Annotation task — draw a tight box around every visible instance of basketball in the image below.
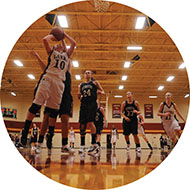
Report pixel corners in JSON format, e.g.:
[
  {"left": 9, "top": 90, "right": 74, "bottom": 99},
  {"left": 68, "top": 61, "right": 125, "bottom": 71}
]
[{"left": 50, "top": 27, "right": 64, "bottom": 41}]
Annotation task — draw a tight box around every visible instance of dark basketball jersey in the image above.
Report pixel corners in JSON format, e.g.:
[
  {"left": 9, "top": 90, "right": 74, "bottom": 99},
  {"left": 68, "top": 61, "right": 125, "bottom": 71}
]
[
  {"left": 62, "top": 71, "right": 73, "bottom": 102},
  {"left": 32, "top": 127, "right": 38, "bottom": 137},
  {"left": 80, "top": 81, "right": 97, "bottom": 104},
  {"left": 94, "top": 107, "right": 104, "bottom": 126},
  {"left": 123, "top": 100, "right": 138, "bottom": 120}
]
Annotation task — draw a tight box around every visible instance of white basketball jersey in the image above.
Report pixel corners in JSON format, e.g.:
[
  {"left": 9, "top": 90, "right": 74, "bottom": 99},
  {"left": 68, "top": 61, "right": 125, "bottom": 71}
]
[
  {"left": 70, "top": 130, "right": 75, "bottom": 138},
  {"left": 46, "top": 50, "right": 69, "bottom": 81},
  {"left": 111, "top": 129, "right": 117, "bottom": 136},
  {"left": 161, "top": 102, "right": 176, "bottom": 122}
]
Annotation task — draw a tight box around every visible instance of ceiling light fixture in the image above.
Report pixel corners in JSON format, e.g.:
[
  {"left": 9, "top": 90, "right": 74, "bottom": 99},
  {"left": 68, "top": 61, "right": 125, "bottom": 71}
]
[
  {"left": 57, "top": 15, "right": 68, "bottom": 28},
  {"left": 127, "top": 46, "right": 142, "bottom": 50},
  {"left": 14, "top": 60, "right": 23, "bottom": 67},
  {"left": 135, "top": 17, "right": 146, "bottom": 29},
  {"left": 27, "top": 74, "right": 35, "bottom": 80},
  {"left": 166, "top": 76, "right": 175, "bottom": 81},
  {"left": 158, "top": 86, "right": 164, "bottom": 90}
]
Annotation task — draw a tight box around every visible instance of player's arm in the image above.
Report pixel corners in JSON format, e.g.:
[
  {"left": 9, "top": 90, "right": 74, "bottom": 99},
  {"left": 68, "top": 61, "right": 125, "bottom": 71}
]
[
  {"left": 94, "top": 81, "right": 105, "bottom": 95},
  {"left": 43, "top": 34, "right": 56, "bottom": 55},
  {"left": 174, "top": 103, "right": 186, "bottom": 123},
  {"left": 139, "top": 114, "right": 144, "bottom": 125},
  {"left": 133, "top": 101, "right": 141, "bottom": 115},
  {"left": 31, "top": 128, "right": 34, "bottom": 138},
  {"left": 120, "top": 101, "right": 130, "bottom": 122},
  {"left": 63, "top": 31, "right": 76, "bottom": 58},
  {"left": 78, "top": 83, "right": 82, "bottom": 100},
  {"left": 30, "top": 50, "right": 46, "bottom": 71},
  {"left": 157, "top": 103, "right": 170, "bottom": 117},
  {"left": 100, "top": 107, "right": 106, "bottom": 128}
]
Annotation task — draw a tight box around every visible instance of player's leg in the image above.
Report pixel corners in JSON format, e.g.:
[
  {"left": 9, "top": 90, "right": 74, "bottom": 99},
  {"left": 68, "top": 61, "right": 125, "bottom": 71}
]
[
  {"left": 79, "top": 123, "right": 86, "bottom": 153},
  {"left": 61, "top": 114, "right": 75, "bottom": 153},
  {"left": 87, "top": 122, "right": 99, "bottom": 154},
  {"left": 20, "top": 103, "right": 41, "bottom": 146},
  {"left": 139, "top": 126, "right": 153, "bottom": 150},
  {"left": 123, "top": 120, "right": 131, "bottom": 150}
]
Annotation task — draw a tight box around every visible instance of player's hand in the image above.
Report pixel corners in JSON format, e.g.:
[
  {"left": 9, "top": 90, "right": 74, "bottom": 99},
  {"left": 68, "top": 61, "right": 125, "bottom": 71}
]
[
  {"left": 125, "top": 117, "right": 131, "bottom": 122},
  {"left": 165, "top": 112, "right": 171, "bottom": 116}
]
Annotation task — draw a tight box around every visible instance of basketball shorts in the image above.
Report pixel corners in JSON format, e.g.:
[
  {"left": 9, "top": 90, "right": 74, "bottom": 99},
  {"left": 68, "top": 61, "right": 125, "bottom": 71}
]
[
  {"left": 162, "top": 119, "right": 181, "bottom": 139},
  {"left": 70, "top": 137, "right": 75, "bottom": 143},
  {"left": 31, "top": 136, "right": 37, "bottom": 143},
  {"left": 94, "top": 123, "right": 103, "bottom": 134},
  {"left": 33, "top": 74, "right": 65, "bottom": 110},
  {"left": 123, "top": 118, "right": 138, "bottom": 135},
  {"left": 59, "top": 96, "right": 73, "bottom": 117},
  {"left": 79, "top": 101, "right": 97, "bottom": 124},
  {"left": 111, "top": 135, "right": 117, "bottom": 144}
]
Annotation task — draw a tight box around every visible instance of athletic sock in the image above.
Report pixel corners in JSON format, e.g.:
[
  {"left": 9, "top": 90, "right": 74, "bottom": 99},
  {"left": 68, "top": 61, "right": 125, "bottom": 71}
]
[
  {"left": 91, "top": 134, "right": 96, "bottom": 144},
  {"left": 136, "top": 143, "right": 140, "bottom": 148},
  {"left": 97, "top": 142, "right": 101, "bottom": 147},
  {"left": 81, "top": 136, "right": 85, "bottom": 146},
  {"left": 127, "top": 140, "right": 130, "bottom": 145},
  {"left": 38, "top": 135, "right": 44, "bottom": 143},
  {"left": 62, "top": 138, "right": 68, "bottom": 146},
  {"left": 48, "top": 126, "right": 55, "bottom": 135},
  {"left": 22, "top": 120, "right": 32, "bottom": 138},
  {"left": 147, "top": 143, "right": 153, "bottom": 150}
]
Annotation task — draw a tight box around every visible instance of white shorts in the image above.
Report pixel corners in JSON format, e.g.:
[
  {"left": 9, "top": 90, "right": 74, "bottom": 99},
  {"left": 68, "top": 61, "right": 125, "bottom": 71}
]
[
  {"left": 162, "top": 119, "right": 181, "bottom": 139},
  {"left": 70, "top": 137, "right": 75, "bottom": 143},
  {"left": 138, "top": 125, "right": 146, "bottom": 137},
  {"left": 33, "top": 74, "right": 65, "bottom": 110},
  {"left": 111, "top": 136, "right": 117, "bottom": 144}
]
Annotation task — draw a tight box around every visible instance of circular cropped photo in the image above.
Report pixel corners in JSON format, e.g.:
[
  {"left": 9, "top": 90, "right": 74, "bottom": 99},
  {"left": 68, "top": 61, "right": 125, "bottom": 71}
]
[{"left": 0, "top": 0, "right": 189, "bottom": 189}]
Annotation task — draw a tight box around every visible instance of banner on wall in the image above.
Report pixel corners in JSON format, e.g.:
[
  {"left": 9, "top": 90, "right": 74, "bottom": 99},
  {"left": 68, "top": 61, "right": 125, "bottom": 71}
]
[
  {"left": 1, "top": 107, "right": 17, "bottom": 118},
  {"left": 112, "top": 104, "right": 121, "bottom": 118},
  {"left": 144, "top": 104, "right": 153, "bottom": 118}
]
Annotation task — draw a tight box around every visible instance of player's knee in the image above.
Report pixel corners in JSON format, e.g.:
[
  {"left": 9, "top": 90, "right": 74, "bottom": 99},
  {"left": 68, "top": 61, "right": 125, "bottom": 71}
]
[
  {"left": 29, "top": 103, "right": 41, "bottom": 114},
  {"left": 45, "top": 107, "right": 59, "bottom": 118}
]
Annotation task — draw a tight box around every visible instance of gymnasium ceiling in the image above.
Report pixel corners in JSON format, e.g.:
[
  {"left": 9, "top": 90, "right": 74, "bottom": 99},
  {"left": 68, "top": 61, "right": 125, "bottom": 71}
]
[{"left": 1, "top": 0, "right": 189, "bottom": 100}]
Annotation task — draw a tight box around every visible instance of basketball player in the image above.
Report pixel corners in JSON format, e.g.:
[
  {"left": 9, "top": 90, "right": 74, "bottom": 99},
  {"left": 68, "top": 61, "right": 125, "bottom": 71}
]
[
  {"left": 137, "top": 114, "right": 153, "bottom": 150},
  {"left": 121, "top": 91, "right": 141, "bottom": 152},
  {"left": 127, "top": 114, "right": 153, "bottom": 150},
  {"left": 30, "top": 123, "right": 39, "bottom": 150},
  {"left": 69, "top": 127, "right": 75, "bottom": 148},
  {"left": 94, "top": 100, "right": 106, "bottom": 148},
  {"left": 157, "top": 92, "right": 186, "bottom": 146},
  {"left": 78, "top": 70, "right": 105, "bottom": 155},
  {"left": 110, "top": 126, "right": 118, "bottom": 149},
  {"left": 20, "top": 30, "right": 76, "bottom": 148},
  {"left": 30, "top": 42, "right": 75, "bottom": 154}
]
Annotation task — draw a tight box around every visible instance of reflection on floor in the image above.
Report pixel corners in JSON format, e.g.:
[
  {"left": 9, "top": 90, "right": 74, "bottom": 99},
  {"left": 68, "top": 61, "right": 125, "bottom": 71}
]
[{"left": 18, "top": 148, "right": 170, "bottom": 189}]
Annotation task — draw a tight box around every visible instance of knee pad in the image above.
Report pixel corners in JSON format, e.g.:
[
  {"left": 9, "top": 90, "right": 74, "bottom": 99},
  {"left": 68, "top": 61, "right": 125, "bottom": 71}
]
[
  {"left": 29, "top": 103, "right": 41, "bottom": 114},
  {"left": 45, "top": 107, "right": 59, "bottom": 118},
  {"left": 80, "top": 124, "right": 86, "bottom": 135}
]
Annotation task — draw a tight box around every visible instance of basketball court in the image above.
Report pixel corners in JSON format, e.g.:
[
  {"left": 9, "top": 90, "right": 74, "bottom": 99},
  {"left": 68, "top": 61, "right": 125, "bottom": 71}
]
[
  {"left": 0, "top": 0, "right": 189, "bottom": 190},
  {"left": 18, "top": 147, "right": 168, "bottom": 189}
]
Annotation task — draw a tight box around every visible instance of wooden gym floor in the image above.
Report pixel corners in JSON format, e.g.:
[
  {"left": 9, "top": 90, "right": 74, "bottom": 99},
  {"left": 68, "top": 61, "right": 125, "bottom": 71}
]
[{"left": 17, "top": 147, "right": 170, "bottom": 189}]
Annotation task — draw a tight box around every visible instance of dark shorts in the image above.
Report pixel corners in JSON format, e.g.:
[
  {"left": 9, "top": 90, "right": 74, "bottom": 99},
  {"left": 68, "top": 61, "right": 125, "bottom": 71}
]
[
  {"left": 31, "top": 136, "right": 37, "bottom": 143},
  {"left": 59, "top": 99, "right": 73, "bottom": 117},
  {"left": 122, "top": 118, "right": 138, "bottom": 136},
  {"left": 79, "top": 101, "right": 97, "bottom": 124},
  {"left": 95, "top": 123, "right": 103, "bottom": 134}
]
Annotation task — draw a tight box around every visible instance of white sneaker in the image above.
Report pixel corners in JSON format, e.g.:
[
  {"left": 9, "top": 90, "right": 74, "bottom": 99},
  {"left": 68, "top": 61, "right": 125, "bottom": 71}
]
[
  {"left": 35, "top": 143, "right": 42, "bottom": 154},
  {"left": 78, "top": 146, "right": 86, "bottom": 154},
  {"left": 136, "top": 147, "right": 141, "bottom": 152},
  {"left": 61, "top": 145, "right": 75, "bottom": 154},
  {"left": 88, "top": 144, "right": 99, "bottom": 155}
]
